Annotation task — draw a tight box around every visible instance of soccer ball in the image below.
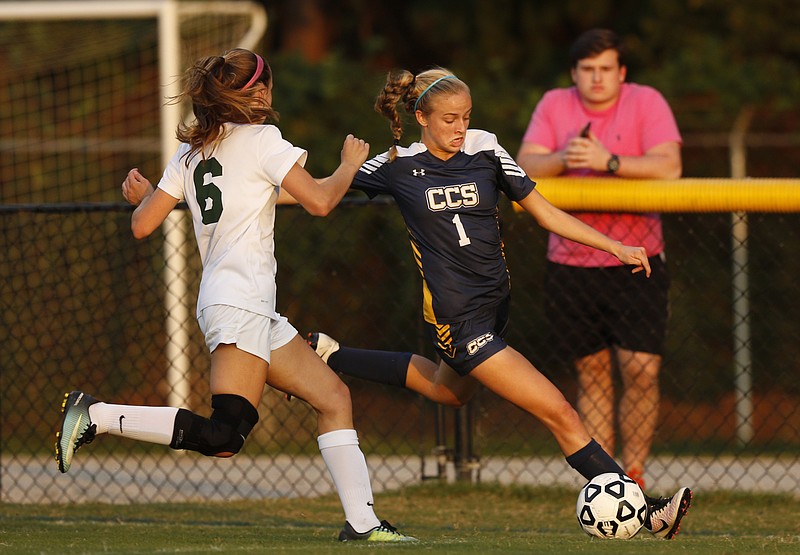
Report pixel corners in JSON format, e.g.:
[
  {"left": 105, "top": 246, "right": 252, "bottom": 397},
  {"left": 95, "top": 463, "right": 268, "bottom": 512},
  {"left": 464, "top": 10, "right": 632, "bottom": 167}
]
[{"left": 576, "top": 473, "right": 647, "bottom": 539}]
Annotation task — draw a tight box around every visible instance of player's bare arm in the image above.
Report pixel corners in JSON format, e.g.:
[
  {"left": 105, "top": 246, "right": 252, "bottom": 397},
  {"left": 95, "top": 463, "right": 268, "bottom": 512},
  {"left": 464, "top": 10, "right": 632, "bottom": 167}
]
[
  {"left": 130, "top": 188, "right": 180, "bottom": 239},
  {"left": 276, "top": 188, "right": 299, "bottom": 204},
  {"left": 517, "top": 188, "right": 651, "bottom": 277},
  {"left": 121, "top": 167, "right": 180, "bottom": 239},
  {"left": 121, "top": 168, "right": 154, "bottom": 206},
  {"left": 281, "top": 134, "right": 368, "bottom": 216}
]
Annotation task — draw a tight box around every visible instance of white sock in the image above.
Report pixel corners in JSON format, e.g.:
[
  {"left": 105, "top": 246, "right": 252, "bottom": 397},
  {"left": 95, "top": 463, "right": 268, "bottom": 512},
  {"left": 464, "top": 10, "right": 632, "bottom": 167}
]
[
  {"left": 88, "top": 402, "right": 179, "bottom": 446},
  {"left": 318, "top": 429, "right": 380, "bottom": 533}
]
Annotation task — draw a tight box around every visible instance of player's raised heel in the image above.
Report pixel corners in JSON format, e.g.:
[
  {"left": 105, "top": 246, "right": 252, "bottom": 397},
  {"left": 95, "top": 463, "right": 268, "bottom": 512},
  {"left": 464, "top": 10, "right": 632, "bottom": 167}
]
[
  {"left": 54, "top": 390, "right": 99, "bottom": 473},
  {"left": 338, "top": 519, "right": 417, "bottom": 542},
  {"left": 307, "top": 332, "right": 340, "bottom": 363},
  {"left": 644, "top": 487, "right": 692, "bottom": 539}
]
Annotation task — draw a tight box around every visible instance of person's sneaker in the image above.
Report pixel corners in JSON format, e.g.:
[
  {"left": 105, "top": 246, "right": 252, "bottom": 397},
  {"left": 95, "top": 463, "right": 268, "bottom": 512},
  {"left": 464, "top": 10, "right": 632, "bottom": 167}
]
[
  {"left": 644, "top": 487, "right": 692, "bottom": 539},
  {"left": 307, "top": 332, "right": 340, "bottom": 363},
  {"left": 55, "top": 391, "right": 99, "bottom": 473},
  {"left": 338, "top": 520, "right": 418, "bottom": 542}
]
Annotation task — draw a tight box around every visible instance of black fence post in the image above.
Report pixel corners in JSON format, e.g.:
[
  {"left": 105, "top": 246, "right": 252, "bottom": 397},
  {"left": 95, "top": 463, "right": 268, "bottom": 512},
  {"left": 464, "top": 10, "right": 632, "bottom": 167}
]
[{"left": 454, "top": 402, "right": 479, "bottom": 483}]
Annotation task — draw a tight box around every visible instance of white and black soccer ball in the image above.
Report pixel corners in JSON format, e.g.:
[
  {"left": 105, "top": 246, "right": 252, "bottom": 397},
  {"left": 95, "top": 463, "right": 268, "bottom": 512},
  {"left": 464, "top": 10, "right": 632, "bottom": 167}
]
[{"left": 576, "top": 472, "right": 647, "bottom": 539}]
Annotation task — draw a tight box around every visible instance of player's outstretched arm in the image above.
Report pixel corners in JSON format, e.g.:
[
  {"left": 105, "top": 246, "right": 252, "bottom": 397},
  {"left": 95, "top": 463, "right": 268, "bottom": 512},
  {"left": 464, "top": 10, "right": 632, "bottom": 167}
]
[
  {"left": 281, "top": 134, "right": 369, "bottom": 216},
  {"left": 517, "top": 188, "right": 651, "bottom": 276}
]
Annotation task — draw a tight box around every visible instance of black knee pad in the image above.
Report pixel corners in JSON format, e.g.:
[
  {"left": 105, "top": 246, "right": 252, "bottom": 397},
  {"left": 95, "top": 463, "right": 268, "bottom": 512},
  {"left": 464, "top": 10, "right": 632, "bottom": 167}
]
[
  {"left": 170, "top": 394, "right": 259, "bottom": 457},
  {"left": 210, "top": 393, "right": 260, "bottom": 443}
]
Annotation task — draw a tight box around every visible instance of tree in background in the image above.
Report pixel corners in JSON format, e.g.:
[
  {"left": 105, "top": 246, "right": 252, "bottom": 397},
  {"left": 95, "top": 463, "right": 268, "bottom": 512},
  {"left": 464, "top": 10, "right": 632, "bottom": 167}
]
[{"left": 260, "top": 0, "right": 799, "bottom": 177}]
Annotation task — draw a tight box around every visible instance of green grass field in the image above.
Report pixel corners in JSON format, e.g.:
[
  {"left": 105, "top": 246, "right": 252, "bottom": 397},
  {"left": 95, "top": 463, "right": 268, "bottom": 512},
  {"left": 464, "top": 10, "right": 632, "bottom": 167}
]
[{"left": 1, "top": 483, "right": 797, "bottom": 554}]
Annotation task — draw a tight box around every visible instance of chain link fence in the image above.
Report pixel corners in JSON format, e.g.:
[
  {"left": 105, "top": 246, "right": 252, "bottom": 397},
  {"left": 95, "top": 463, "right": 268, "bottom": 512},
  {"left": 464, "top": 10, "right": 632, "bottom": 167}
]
[{"left": 2, "top": 199, "right": 798, "bottom": 503}]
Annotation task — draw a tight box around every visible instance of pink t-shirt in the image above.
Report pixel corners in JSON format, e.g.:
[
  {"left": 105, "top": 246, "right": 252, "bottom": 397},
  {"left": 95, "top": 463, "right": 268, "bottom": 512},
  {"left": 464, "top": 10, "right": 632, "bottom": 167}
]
[{"left": 522, "top": 83, "right": 681, "bottom": 267}]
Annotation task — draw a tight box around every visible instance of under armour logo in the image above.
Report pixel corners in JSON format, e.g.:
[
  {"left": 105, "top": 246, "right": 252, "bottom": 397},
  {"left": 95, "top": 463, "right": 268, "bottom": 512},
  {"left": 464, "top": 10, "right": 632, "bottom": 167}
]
[{"left": 412, "top": 169, "right": 426, "bottom": 177}]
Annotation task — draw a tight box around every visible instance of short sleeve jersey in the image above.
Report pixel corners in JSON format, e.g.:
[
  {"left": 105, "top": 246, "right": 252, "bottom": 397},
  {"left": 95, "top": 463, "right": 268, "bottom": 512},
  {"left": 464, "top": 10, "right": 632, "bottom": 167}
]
[
  {"left": 522, "top": 83, "right": 682, "bottom": 267},
  {"left": 157, "top": 123, "right": 307, "bottom": 318},
  {"left": 352, "top": 129, "right": 535, "bottom": 324}
]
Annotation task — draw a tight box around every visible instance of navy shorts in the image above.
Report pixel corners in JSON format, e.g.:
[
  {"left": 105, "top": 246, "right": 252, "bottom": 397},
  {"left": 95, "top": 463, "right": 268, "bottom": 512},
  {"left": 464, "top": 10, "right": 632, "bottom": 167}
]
[
  {"left": 426, "top": 297, "right": 510, "bottom": 376},
  {"left": 545, "top": 254, "right": 670, "bottom": 360}
]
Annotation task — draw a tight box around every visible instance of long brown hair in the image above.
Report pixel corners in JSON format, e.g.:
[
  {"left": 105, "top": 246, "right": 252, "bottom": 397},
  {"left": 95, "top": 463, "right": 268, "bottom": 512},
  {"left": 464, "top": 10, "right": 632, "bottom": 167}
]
[
  {"left": 174, "top": 48, "right": 278, "bottom": 165},
  {"left": 374, "top": 67, "right": 468, "bottom": 161}
]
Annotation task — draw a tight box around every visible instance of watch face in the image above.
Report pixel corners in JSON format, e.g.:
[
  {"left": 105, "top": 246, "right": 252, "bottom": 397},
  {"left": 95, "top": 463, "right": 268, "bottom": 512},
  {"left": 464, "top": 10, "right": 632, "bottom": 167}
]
[{"left": 608, "top": 155, "right": 620, "bottom": 173}]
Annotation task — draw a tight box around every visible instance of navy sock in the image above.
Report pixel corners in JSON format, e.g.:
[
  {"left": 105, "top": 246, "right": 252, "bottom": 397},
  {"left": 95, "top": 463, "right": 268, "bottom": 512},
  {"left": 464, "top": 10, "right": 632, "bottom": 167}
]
[
  {"left": 566, "top": 439, "right": 625, "bottom": 481},
  {"left": 328, "top": 347, "right": 412, "bottom": 388}
]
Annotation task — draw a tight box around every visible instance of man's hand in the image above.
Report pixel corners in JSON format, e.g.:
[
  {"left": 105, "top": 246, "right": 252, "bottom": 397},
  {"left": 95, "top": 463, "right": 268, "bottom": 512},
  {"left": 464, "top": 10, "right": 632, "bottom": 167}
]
[{"left": 563, "top": 130, "right": 611, "bottom": 172}]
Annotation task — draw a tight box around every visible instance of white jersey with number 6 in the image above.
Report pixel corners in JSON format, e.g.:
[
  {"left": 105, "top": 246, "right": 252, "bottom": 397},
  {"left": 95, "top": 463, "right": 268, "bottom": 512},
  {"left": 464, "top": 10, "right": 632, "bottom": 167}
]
[{"left": 157, "top": 122, "right": 307, "bottom": 319}]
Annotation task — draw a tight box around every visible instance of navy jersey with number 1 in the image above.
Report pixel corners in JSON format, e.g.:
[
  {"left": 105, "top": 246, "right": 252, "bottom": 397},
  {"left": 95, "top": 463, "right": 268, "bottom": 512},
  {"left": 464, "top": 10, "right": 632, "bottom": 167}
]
[{"left": 351, "top": 129, "right": 536, "bottom": 325}]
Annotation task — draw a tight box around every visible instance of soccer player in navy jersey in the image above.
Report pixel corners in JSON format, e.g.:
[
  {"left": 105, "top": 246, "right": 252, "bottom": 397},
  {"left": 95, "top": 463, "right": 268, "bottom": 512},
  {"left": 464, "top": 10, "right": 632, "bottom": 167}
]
[{"left": 310, "top": 67, "right": 691, "bottom": 540}]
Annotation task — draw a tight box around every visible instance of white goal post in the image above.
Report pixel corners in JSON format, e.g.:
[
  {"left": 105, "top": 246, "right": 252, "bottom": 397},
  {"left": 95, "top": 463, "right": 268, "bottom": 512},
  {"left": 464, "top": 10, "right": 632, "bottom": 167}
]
[{"left": 1, "top": 1, "right": 267, "bottom": 411}]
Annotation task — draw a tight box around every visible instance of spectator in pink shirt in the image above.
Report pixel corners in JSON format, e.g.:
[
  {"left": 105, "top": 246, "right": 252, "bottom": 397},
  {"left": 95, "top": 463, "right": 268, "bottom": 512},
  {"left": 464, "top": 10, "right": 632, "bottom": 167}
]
[{"left": 516, "top": 28, "right": 682, "bottom": 490}]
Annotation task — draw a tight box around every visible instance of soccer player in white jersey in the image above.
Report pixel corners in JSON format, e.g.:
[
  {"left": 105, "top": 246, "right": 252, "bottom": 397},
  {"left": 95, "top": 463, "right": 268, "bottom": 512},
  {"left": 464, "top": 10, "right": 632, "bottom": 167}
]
[
  {"left": 54, "top": 48, "right": 415, "bottom": 543},
  {"left": 308, "top": 67, "right": 691, "bottom": 539}
]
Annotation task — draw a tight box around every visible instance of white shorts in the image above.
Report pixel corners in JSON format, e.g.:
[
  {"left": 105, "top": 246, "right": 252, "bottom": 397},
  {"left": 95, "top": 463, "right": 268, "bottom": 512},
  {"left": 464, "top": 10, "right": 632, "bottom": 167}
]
[{"left": 197, "top": 305, "right": 297, "bottom": 363}]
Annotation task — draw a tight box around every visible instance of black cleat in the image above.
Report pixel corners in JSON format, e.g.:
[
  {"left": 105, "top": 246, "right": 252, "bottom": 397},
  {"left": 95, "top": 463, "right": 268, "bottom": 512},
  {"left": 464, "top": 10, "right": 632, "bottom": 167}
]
[{"left": 54, "top": 391, "right": 99, "bottom": 473}]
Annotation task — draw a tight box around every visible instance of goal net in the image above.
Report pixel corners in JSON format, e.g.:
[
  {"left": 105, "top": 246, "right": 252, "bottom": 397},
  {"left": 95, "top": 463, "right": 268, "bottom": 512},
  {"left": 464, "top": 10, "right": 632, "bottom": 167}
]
[
  {"left": 0, "top": 0, "right": 267, "bottom": 203},
  {"left": 0, "top": 1, "right": 267, "bottom": 460}
]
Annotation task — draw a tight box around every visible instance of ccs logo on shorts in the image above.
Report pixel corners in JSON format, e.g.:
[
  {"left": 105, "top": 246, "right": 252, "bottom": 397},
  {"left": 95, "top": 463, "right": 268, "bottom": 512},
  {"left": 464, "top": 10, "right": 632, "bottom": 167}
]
[{"left": 467, "top": 332, "right": 495, "bottom": 355}]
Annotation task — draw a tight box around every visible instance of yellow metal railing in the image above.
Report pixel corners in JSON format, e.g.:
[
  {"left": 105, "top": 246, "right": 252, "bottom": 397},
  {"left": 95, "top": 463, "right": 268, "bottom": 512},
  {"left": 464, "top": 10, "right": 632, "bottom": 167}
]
[{"left": 523, "top": 178, "right": 800, "bottom": 213}]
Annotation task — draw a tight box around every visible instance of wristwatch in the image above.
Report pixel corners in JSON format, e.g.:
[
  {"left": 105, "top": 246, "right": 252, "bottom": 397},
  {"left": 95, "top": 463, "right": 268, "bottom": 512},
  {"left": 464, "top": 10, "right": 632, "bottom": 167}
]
[{"left": 607, "top": 154, "right": 620, "bottom": 174}]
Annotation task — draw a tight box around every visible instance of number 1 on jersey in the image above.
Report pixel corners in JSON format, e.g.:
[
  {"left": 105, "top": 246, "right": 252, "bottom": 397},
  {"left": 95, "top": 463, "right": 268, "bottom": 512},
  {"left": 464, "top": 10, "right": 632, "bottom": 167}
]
[{"left": 452, "top": 214, "right": 471, "bottom": 247}]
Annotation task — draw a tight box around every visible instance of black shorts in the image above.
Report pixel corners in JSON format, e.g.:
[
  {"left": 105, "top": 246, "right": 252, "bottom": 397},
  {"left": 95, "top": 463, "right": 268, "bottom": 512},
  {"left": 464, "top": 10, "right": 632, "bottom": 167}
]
[
  {"left": 545, "top": 254, "right": 670, "bottom": 360},
  {"left": 426, "top": 297, "right": 510, "bottom": 376}
]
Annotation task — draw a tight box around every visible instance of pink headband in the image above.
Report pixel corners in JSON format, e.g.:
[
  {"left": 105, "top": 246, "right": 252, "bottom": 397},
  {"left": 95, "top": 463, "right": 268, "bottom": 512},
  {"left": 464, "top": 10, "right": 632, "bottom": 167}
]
[{"left": 240, "top": 54, "right": 265, "bottom": 90}]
